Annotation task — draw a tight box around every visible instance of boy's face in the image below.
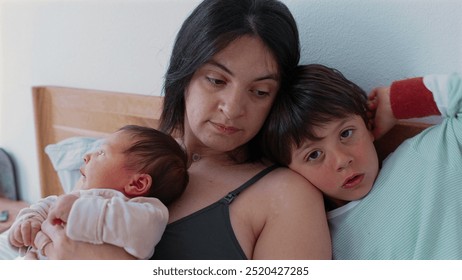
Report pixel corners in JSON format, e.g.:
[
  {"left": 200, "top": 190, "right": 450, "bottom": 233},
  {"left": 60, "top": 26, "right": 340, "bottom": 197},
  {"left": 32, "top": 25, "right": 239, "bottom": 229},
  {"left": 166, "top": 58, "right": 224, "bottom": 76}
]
[
  {"left": 79, "top": 131, "right": 136, "bottom": 193},
  {"left": 288, "top": 115, "right": 379, "bottom": 206}
]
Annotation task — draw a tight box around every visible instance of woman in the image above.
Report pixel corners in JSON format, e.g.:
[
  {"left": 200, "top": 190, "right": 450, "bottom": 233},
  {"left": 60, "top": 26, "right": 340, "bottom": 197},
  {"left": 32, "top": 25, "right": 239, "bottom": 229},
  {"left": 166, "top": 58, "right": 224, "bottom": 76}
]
[{"left": 36, "top": 0, "right": 331, "bottom": 260}]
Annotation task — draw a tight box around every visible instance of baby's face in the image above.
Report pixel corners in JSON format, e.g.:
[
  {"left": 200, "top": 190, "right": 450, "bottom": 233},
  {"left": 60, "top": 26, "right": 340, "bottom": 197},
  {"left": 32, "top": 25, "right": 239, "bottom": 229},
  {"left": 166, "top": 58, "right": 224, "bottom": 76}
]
[
  {"left": 288, "top": 115, "right": 379, "bottom": 206},
  {"left": 79, "top": 131, "right": 135, "bottom": 192}
]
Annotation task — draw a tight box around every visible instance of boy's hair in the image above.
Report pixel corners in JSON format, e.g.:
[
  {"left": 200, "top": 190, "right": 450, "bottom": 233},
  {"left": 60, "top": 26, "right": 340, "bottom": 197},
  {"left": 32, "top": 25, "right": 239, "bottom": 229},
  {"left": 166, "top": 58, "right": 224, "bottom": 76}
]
[
  {"left": 118, "top": 125, "right": 189, "bottom": 205},
  {"left": 262, "top": 64, "right": 369, "bottom": 165}
]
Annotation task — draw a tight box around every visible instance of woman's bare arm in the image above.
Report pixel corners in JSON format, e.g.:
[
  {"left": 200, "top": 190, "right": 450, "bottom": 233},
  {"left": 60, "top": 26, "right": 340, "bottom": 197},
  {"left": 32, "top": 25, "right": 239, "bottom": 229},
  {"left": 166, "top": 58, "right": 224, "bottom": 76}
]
[{"left": 252, "top": 169, "right": 332, "bottom": 260}]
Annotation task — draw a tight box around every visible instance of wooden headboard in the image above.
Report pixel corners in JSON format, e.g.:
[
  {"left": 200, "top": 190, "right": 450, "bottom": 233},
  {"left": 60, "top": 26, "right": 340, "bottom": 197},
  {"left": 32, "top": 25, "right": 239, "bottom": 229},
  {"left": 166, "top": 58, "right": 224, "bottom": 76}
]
[
  {"left": 32, "top": 86, "right": 432, "bottom": 198},
  {"left": 32, "top": 86, "right": 163, "bottom": 197}
]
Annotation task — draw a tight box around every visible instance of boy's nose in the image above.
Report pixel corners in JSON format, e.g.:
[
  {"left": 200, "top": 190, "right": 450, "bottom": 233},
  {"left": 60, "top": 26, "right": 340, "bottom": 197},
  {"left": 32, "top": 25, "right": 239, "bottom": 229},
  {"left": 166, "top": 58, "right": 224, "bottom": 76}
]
[{"left": 335, "top": 150, "right": 353, "bottom": 172}]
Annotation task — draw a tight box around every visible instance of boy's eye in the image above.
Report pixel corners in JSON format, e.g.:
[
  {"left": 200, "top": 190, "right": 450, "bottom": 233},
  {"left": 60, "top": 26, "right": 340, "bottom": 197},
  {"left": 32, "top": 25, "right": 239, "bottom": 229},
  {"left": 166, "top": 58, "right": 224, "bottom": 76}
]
[
  {"left": 97, "top": 150, "right": 105, "bottom": 156},
  {"left": 307, "top": 150, "right": 322, "bottom": 161},
  {"left": 340, "top": 129, "right": 354, "bottom": 139}
]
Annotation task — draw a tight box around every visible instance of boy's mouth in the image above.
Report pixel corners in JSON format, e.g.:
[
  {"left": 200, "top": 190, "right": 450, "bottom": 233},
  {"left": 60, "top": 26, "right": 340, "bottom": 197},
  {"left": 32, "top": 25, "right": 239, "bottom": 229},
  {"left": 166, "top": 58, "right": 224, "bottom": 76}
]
[{"left": 342, "top": 174, "right": 364, "bottom": 189}]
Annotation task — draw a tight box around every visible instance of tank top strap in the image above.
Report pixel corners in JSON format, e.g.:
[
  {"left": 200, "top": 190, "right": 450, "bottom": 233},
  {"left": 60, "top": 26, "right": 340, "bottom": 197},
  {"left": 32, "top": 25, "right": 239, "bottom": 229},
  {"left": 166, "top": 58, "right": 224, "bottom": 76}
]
[{"left": 221, "top": 164, "right": 279, "bottom": 205}]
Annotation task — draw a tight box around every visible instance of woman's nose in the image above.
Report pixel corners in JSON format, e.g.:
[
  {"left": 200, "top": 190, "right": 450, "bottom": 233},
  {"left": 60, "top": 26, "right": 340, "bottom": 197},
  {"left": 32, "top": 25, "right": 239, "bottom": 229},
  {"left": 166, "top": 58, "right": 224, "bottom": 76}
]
[{"left": 219, "top": 89, "right": 244, "bottom": 119}]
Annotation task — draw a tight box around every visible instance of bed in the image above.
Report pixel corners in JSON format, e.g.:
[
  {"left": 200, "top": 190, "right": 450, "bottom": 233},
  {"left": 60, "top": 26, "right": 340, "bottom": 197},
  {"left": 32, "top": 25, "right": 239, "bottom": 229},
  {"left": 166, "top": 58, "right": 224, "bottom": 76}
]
[{"left": 32, "top": 86, "right": 431, "bottom": 197}]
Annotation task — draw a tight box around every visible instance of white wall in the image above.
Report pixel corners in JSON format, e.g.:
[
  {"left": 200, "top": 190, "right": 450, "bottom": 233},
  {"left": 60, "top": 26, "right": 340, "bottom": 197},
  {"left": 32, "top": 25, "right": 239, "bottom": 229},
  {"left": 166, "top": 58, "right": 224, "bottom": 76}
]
[
  {"left": 0, "top": 0, "right": 202, "bottom": 202},
  {"left": 1, "top": 0, "right": 461, "bottom": 203},
  {"left": 287, "top": 0, "right": 462, "bottom": 91}
]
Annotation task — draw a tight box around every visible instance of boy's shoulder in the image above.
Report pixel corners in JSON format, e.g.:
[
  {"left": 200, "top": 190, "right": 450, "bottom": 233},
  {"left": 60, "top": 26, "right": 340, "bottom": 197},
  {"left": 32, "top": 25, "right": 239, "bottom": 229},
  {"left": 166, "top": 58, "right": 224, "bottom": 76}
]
[{"left": 374, "top": 121, "right": 431, "bottom": 163}]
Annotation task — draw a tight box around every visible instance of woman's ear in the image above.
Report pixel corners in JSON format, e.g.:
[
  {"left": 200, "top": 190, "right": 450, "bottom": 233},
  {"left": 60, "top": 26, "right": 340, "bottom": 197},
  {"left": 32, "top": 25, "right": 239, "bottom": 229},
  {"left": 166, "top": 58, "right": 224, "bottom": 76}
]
[
  {"left": 369, "top": 129, "right": 375, "bottom": 142},
  {"left": 124, "top": 174, "right": 152, "bottom": 197}
]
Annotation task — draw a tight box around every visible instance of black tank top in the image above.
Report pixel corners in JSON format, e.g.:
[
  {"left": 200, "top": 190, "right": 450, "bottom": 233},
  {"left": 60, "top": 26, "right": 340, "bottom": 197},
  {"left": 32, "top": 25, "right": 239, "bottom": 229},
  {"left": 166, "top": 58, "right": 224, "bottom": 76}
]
[{"left": 151, "top": 164, "right": 279, "bottom": 260}]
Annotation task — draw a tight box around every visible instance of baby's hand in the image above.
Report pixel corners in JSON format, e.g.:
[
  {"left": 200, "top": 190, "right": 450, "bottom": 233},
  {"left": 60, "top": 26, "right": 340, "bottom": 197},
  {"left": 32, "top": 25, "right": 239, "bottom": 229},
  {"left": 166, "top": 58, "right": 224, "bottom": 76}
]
[
  {"left": 8, "top": 218, "right": 41, "bottom": 248},
  {"left": 47, "top": 194, "right": 79, "bottom": 226},
  {"left": 24, "top": 250, "right": 39, "bottom": 260},
  {"left": 368, "top": 86, "right": 397, "bottom": 140}
]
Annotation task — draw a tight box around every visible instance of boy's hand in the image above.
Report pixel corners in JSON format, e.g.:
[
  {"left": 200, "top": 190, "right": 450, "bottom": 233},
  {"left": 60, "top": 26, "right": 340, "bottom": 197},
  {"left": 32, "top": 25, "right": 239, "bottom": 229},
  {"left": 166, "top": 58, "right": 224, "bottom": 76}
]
[
  {"left": 8, "top": 218, "right": 42, "bottom": 248},
  {"left": 368, "top": 86, "right": 397, "bottom": 140},
  {"left": 47, "top": 194, "right": 79, "bottom": 226}
]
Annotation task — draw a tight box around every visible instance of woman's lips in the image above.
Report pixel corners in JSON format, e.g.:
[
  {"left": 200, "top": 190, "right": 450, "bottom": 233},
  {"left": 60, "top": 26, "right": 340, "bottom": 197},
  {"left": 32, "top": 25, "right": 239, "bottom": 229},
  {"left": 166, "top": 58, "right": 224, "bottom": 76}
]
[
  {"left": 342, "top": 174, "right": 364, "bottom": 189},
  {"left": 211, "top": 122, "right": 240, "bottom": 134}
]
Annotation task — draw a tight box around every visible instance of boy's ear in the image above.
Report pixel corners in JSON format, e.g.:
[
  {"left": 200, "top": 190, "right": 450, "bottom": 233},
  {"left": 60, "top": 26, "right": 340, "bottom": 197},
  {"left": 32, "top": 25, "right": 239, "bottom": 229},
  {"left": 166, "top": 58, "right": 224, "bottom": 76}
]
[{"left": 125, "top": 174, "right": 152, "bottom": 197}]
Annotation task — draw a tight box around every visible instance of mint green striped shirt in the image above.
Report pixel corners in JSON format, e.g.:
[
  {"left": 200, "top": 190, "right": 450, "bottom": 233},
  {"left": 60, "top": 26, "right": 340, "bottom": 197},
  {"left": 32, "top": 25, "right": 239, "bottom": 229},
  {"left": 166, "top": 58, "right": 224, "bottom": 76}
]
[{"left": 328, "top": 74, "right": 462, "bottom": 259}]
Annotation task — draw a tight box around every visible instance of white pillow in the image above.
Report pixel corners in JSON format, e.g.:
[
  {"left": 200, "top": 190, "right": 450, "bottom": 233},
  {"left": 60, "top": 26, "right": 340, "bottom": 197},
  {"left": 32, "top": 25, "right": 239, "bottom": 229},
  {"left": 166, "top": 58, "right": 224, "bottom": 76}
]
[{"left": 45, "top": 137, "right": 104, "bottom": 193}]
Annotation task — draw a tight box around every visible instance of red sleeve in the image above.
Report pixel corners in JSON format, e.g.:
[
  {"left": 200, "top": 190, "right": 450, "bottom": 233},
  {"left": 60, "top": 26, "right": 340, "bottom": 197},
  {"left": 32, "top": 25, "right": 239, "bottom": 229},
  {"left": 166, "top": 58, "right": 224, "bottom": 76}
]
[{"left": 390, "top": 77, "right": 440, "bottom": 119}]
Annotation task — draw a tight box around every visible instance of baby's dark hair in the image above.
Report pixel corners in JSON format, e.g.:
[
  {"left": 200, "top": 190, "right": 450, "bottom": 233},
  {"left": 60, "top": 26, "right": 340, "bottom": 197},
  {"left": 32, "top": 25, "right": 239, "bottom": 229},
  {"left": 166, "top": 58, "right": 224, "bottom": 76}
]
[
  {"left": 118, "top": 125, "right": 188, "bottom": 205},
  {"left": 262, "top": 64, "right": 369, "bottom": 165}
]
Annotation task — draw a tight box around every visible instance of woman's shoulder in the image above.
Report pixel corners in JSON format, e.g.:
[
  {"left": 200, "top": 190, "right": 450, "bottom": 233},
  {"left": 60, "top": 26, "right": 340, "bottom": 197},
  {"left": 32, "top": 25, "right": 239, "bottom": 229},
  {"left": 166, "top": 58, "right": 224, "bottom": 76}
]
[
  {"left": 255, "top": 165, "right": 323, "bottom": 200},
  {"left": 243, "top": 165, "right": 331, "bottom": 259},
  {"left": 266, "top": 165, "right": 317, "bottom": 187}
]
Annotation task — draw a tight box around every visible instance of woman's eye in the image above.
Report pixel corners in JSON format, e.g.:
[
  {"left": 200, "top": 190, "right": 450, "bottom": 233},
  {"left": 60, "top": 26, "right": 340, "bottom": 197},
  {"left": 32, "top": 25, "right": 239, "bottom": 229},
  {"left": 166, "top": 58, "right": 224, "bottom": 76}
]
[
  {"left": 340, "top": 129, "right": 354, "bottom": 139},
  {"left": 307, "top": 150, "right": 322, "bottom": 161},
  {"left": 251, "top": 89, "right": 270, "bottom": 97},
  {"left": 206, "top": 77, "right": 225, "bottom": 86}
]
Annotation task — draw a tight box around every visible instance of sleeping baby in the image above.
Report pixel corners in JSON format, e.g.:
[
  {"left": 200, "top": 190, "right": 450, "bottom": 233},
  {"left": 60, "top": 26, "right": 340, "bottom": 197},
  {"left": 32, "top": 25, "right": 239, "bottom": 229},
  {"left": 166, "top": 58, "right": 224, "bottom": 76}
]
[{"left": 8, "top": 125, "right": 188, "bottom": 259}]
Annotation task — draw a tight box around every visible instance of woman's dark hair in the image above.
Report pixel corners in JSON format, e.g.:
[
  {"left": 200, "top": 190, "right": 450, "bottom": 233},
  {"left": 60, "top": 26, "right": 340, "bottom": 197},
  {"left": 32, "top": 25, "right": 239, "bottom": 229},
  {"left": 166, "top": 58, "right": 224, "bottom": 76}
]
[
  {"left": 262, "top": 64, "right": 369, "bottom": 165},
  {"left": 119, "top": 125, "right": 188, "bottom": 206},
  {"left": 160, "top": 0, "right": 300, "bottom": 162}
]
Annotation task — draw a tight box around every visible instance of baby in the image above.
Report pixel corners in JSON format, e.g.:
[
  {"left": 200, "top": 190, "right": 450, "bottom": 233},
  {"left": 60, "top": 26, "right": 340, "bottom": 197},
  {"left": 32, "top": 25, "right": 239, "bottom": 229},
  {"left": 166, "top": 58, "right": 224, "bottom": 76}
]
[{"left": 9, "top": 125, "right": 188, "bottom": 259}]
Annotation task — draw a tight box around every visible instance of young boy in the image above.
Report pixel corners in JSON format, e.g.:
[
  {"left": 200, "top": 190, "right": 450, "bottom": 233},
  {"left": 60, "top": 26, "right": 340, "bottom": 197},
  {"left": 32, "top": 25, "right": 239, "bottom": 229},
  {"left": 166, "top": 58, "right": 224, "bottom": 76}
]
[
  {"left": 8, "top": 125, "right": 188, "bottom": 259},
  {"left": 263, "top": 64, "right": 462, "bottom": 259}
]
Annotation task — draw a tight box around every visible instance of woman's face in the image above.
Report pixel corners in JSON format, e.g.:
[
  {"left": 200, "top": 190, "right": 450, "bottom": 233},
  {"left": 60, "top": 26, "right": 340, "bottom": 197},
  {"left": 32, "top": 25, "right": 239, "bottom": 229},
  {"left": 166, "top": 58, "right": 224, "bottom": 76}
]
[{"left": 184, "top": 36, "right": 280, "bottom": 153}]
